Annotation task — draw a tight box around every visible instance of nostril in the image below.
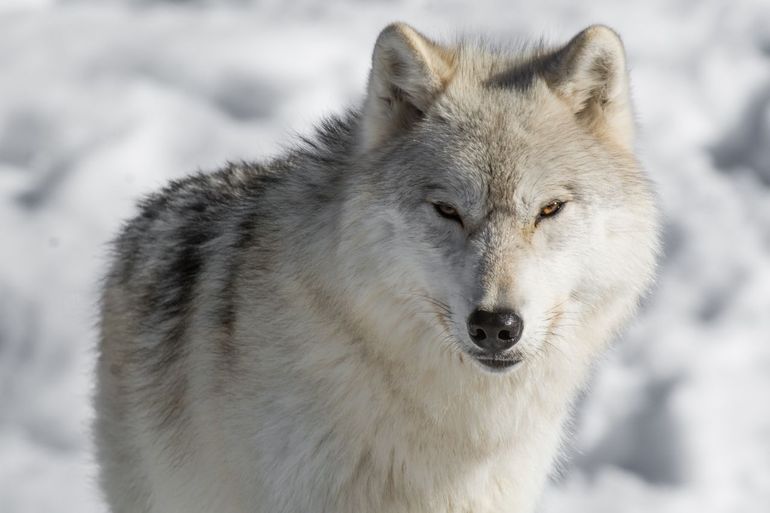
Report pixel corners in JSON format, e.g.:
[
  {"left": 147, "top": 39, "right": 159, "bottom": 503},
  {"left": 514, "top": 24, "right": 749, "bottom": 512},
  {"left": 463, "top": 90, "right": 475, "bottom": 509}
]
[
  {"left": 469, "top": 327, "right": 487, "bottom": 341},
  {"left": 498, "top": 329, "right": 512, "bottom": 341}
]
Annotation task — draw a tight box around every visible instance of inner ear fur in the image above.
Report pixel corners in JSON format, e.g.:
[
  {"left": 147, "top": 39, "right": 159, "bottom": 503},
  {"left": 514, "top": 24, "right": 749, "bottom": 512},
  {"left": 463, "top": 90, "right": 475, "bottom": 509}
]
[
  {"left": 542, "top": 25, "right": 635, "bottom": 150},
  {"left": 359, "top": 23, "right": 455, "bottom": 152}
]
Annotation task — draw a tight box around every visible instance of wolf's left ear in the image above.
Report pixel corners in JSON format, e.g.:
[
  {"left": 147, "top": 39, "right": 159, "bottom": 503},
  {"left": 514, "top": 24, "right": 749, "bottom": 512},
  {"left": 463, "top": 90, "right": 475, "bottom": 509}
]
[
  {"left": 359, "top": 23, "right": 455, "bottom": 152},
  {"left": 544, "top": 25, "right": 634, "bottom": 149}
]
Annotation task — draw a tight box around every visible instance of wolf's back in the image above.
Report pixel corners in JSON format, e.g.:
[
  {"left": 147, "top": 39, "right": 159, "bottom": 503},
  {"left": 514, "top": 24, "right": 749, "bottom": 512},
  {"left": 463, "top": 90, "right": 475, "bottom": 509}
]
[{"left": 94, "top": 160, "right": 289, "bottom": 512}]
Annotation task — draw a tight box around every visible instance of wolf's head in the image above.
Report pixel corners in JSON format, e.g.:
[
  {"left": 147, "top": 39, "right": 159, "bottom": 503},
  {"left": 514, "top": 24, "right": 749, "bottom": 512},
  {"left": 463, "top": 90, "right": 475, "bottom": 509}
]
[{"left": 337, "top": 24, "right": 659, "bottom": 377}]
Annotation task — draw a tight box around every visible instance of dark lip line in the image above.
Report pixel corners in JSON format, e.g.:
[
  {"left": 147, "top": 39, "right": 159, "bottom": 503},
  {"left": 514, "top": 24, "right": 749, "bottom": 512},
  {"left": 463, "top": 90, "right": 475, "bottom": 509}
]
[
  {"left": 469, "top": 352, "right": 521, "bottom": 362},
  {"left": 472, "top": 355, "right": 523, "bottom": 369}
]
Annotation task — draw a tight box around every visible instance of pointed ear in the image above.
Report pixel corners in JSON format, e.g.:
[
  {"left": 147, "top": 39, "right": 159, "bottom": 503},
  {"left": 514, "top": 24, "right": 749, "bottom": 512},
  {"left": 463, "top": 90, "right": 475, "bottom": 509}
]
[
  {"left": 544, "top": 25, "right": 634, "bottom": 149},
  {"left": 359, "top": 23, "right": 455, "bottom": 152}
]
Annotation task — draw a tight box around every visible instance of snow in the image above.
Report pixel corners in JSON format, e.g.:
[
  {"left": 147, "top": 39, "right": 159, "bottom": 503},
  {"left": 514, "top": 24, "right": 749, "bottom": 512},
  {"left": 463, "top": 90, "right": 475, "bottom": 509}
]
[{"left": 1, "top": 1, "right": 768, "bottom": 512}]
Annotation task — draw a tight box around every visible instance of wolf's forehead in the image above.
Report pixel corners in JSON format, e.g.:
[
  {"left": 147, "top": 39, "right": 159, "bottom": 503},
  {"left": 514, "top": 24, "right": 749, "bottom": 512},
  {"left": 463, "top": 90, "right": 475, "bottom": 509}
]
[
  {"left": 426, "top": 48, "right": 581, "bottom": 206},
  {"left": 436, "top": 92, "right": 556, "bottom": 171},
  {"left": 440, "top": 55, "right": 557, "bottom": 146},
  {"left": 429, "top": 93, "right": 577, "bottom": 212}
]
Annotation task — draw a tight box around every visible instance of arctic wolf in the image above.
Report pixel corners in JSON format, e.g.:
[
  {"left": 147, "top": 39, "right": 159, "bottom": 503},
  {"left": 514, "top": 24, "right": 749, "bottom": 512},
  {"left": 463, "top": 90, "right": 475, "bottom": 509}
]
[{"left": 95, "top": 23, "right": 659, "bottom": 513}]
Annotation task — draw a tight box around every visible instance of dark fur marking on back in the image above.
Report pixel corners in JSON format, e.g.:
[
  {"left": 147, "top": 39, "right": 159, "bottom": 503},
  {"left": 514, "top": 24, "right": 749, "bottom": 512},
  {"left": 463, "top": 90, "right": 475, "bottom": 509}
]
[{"left": 105, "top": 111, "right": 361, "bottom": 432}]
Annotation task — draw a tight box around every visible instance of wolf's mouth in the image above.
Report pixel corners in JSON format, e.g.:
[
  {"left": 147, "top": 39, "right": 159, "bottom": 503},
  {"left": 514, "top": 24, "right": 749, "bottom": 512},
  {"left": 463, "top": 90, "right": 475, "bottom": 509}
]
[{"left": 472, "top": 355, "right": 522, "bottom": 372}]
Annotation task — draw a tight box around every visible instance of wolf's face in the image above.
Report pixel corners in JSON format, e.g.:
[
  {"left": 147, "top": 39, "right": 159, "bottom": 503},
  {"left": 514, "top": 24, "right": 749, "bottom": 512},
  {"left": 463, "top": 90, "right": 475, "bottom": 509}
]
[{"left": 345, "top": 24, "right": 659, "bottom": 374}]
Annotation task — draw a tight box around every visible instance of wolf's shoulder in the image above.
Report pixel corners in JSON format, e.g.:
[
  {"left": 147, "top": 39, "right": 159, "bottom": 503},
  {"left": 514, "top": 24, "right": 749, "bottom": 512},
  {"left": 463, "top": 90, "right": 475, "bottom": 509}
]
[
  {"left": 107, "top": 159, "right": 292, "bottom": 286},
  {"left": 138, "top": 159, "right": 288, "bottom": 225},
  {"left": 106, "top": 111, "right": 358, "bottom": 291}
]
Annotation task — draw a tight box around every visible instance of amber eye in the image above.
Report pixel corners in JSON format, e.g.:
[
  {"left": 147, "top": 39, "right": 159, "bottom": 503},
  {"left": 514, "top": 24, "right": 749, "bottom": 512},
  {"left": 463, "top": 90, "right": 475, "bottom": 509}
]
[
  {"left": 432, "top": 202, "right": 463, "bottom": 226},
  {"left": 538, "top": 200, "right": 565, "bottom": 221}
]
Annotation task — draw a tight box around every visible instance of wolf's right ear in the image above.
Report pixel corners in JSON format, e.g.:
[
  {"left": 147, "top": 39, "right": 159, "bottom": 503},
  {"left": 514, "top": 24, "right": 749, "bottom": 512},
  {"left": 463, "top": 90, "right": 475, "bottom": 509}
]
[{"left": 359, "top": 23, "right": 455, "bottom": 153}]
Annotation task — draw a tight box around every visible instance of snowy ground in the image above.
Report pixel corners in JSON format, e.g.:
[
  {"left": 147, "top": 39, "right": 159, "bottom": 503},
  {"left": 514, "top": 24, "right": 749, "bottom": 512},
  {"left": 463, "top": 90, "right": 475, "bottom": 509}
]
[{"left": 1, "top": 1, "right": 769, "bottom": 512}]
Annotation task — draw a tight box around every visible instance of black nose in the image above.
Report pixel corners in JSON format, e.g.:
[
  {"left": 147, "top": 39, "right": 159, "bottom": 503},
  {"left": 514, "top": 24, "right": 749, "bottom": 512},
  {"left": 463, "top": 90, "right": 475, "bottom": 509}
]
[{"left": 467, "top": 309, "right": 524, "bottom": 353}]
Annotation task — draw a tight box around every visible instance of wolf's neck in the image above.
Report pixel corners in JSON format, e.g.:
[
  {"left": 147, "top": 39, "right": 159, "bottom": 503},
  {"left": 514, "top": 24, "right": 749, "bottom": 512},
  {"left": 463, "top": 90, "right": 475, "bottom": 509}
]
[{"left": 319, "top": 345, "right": 579, "bottom": 512}]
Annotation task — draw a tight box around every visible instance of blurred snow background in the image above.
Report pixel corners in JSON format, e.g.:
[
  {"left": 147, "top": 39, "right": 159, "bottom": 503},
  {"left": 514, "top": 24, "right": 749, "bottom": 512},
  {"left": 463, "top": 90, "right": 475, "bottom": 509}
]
[{"left": 1, "top": 0, "right": 769, "bottom": 511}]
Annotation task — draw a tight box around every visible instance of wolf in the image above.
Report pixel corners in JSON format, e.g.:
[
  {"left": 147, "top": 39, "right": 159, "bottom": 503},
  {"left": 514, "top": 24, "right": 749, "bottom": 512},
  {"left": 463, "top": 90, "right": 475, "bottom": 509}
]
[{"left": 95, "top": 22, "right": 659, "bottom": 513}]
